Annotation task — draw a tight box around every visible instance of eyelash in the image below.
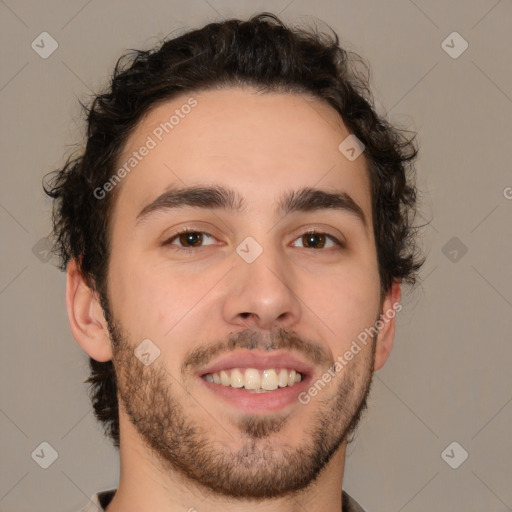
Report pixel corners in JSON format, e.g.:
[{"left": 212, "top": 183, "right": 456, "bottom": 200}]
[{"left": 163, "top": 229, "right": 345, "bottom": 252}]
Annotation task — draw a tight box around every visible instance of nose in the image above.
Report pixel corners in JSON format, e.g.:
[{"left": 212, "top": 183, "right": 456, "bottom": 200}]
[{"left": 222, "top": 244, "right": 302, "bottom": 331}]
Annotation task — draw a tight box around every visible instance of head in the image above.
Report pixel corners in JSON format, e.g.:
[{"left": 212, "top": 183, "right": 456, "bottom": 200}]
[{"left": 45, "top": 13, "right": 423, "bottom": 499}]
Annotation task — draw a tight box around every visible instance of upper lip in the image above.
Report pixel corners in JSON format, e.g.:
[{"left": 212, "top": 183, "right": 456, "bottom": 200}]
[{"left": 198, "top": 350, "right": 314, "bottom": 377}]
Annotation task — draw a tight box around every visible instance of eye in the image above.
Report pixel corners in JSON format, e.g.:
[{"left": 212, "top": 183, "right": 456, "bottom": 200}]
[
  {"left": 163, "top": 229, "right": 344, "bottom": 251},
  {"left": 164, "top": 230, "right": 217, "bottom": 249},
  {"left": 291, "top": 231, "right": 343, "bottom": 249}
]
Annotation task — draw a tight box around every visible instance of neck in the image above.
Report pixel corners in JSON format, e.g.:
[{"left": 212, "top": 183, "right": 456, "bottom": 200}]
[{"left": 106, "top": 414, "right": 347, "bottom": 512}]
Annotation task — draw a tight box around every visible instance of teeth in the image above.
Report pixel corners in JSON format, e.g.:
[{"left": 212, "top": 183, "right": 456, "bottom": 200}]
[
  {"left": 244, "top": 368, "right": 260, "bottom": 390},
  {"left": 278, "top": 369, "right": 288, "bottom": 387},
  {"left": 202, "top": 368, "right": 303, "bottom": 391},
  {"left": 261, "top": 369, "right": 278, "bottom": 391},
  {"left": 220, "top": 370, "right": 229, "bottom": 386},
  {"left": 230, "top": 368, "right": 244, "bottom": 388}
]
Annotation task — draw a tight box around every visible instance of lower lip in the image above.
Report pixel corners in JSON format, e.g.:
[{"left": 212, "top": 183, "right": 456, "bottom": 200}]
[{"left": 199, "top": 376, "right": 311, "bottom": 413}]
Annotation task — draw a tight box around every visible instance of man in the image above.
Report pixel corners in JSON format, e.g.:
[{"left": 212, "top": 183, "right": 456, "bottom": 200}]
[{"left": 45, "top": 12, "right": 423, "bottom": 512}]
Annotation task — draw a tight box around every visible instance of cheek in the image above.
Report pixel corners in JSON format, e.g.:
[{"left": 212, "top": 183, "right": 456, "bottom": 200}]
[
  {"left": 108, "top": 255, "right": 175, "bottom": 337},
  {"left": 109, "top": 254, "right": 222, "bottom": 349},
  {"left": 307, "top": 264, "right": 381, "bottom": 351}
]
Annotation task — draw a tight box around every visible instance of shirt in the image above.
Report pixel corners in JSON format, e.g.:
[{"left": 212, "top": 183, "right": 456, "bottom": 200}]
[{"left": 80, "top": 488, "right": 366, "bottom": 511}]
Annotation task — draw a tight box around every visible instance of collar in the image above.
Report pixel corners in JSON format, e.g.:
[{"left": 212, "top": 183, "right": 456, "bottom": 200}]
[{"left": 82, "top": 488, "right": 366, "bottom": 511}]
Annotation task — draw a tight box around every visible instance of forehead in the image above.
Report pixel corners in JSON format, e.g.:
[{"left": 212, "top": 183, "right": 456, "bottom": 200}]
[{"left": 112, "top": 86, "right": 372, "bottom": 226}]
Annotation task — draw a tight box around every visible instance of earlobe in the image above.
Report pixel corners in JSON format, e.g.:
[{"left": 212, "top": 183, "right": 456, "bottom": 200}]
[
  {"left": 373, "top": 280, "right": 401, "bottom": 371},
  {"left": 65, "top": 259, "right": 113, "bottom": 362}
]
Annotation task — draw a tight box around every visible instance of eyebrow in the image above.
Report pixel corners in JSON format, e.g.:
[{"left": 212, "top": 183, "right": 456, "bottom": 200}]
[{"left": 135, "top": 184, "right": 367, "bottom": 228}]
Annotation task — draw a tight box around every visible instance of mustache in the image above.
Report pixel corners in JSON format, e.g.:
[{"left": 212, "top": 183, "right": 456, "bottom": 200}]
[{"left": 181, "top": 327, "right": 333, "bottom": 375}]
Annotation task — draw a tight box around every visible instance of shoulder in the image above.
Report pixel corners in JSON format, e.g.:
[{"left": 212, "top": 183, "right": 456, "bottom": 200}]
[
  {"left": 342, "top": 489, "right": 367, "bottom": 512},
  {"left": 78, "top": 489, "right": 116, "bottom": 512}
]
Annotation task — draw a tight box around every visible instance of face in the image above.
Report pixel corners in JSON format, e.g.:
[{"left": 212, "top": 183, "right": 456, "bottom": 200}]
[{"left": 104, "top": 87, "right": 388, "bottom": 499}]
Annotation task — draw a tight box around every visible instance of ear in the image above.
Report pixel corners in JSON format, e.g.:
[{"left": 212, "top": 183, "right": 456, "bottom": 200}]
[
  {"left": 65, "top": 258, "right": 113, "bottom": 362},
  {"left": 373, "top": 280, "right": 401, "bottom": 371}
]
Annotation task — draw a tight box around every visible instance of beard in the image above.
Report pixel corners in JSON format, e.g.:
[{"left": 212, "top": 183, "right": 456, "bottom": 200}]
[{"left": 107, "top": 317, "right": 376, "bottom": 501}]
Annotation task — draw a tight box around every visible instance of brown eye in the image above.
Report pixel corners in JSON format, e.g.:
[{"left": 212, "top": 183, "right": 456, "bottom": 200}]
[
  {"left": 292, "top": 232, "right": 342, "bottom": 250},
  {"left": 165, "top": 230, "right": 216, "bottom": 249},
  {"left": 302, "top": 233, "right": 326, "bottom": 248},
  {"left": 178, "top": 231, "right": 203, "bottom": 247}
]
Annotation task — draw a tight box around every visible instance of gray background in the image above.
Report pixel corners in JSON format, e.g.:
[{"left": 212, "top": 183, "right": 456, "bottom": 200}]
[{"left": 1, "top": 1, "right": 511, "bottom": 511}]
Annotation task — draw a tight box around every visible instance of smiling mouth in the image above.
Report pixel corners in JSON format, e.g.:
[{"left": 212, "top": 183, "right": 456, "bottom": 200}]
[{"left": 202, "top": 368, "right": 303, "bottom": 393}]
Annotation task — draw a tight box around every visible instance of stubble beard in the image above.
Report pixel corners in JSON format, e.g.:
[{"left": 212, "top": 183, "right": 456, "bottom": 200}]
[{"left": 109, "top": 319, "right": 376, "bottom": 500}]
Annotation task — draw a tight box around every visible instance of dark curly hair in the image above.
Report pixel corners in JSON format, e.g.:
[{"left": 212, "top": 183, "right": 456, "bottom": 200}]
[{"left": 44, "top": 13, "right": 424, "bottom": 447}]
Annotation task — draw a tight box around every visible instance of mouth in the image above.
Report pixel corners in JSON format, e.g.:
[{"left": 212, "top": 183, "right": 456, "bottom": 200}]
[
  {"left": 197, "top": 350, "right": 313, "bottom": 413},
  {"left": 202, "top": 367, "right": 304, "bottom": 392}
]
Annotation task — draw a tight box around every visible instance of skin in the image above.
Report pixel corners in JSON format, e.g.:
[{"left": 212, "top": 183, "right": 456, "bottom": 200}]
[{"left": 66, "top": 87, "right": 401, "bottom": 512}]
